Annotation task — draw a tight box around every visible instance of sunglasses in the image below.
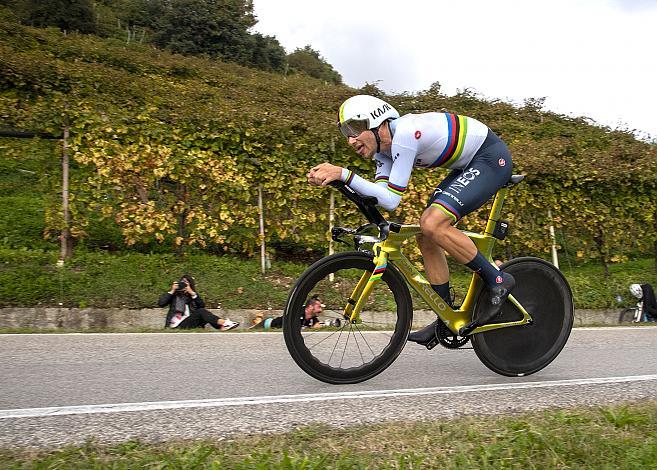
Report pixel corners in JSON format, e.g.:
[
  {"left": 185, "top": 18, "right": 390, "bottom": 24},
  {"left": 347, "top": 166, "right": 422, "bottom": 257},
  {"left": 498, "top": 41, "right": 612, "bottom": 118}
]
[{"left": 338, "top": 118, "right": 370, "bottom": 138}]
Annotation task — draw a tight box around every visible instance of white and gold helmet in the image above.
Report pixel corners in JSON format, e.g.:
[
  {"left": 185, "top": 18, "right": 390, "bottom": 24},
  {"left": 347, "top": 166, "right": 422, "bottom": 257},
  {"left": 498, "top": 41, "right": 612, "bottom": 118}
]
[{"left": 337, "top": 95, "right": 399, "bottom": 138}]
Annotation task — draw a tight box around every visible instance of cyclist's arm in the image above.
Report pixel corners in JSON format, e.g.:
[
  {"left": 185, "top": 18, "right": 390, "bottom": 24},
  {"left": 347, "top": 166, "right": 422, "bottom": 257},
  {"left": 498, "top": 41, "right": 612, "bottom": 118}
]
[
  {"left": 374, "top": 155, "right": 393, "bottom": 185},
  {"left": 340, "top": 144, "right": 416, "bottom": 211}
]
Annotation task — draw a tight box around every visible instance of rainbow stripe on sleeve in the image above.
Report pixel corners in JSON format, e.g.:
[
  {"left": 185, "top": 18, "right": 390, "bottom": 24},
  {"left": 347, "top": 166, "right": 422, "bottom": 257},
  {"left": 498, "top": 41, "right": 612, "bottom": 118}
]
[
  {"left": 375, "top": 175, "right": 389, "bottom": 184},
  {"left": 432, "top": 113, "right": 468, "bottom": 168},
  {"left": 344, "top": 170, "right": 355, "bottom": 185},
  {"left": 387, "top": 181, "right": 406, "bottom": 196}
]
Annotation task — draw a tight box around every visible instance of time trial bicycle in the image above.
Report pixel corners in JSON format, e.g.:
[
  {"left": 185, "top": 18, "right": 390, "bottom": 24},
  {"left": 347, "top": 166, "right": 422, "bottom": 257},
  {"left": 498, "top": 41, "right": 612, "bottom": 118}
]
[{"left": 283, "top": 176, "right": 574, "bottom": 384}]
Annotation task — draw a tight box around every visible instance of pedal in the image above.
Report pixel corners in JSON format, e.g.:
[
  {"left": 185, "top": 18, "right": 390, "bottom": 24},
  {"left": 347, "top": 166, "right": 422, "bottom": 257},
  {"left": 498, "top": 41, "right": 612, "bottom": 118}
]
[{"left": 424, "top": 336, "right": 440, "bottom": 350}]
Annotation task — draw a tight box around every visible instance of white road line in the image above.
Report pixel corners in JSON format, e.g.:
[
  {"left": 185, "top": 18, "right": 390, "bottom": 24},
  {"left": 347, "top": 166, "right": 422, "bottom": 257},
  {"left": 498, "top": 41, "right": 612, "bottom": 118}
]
[{"left": 2, "top": 374, "right": 657, "bottom": 420}]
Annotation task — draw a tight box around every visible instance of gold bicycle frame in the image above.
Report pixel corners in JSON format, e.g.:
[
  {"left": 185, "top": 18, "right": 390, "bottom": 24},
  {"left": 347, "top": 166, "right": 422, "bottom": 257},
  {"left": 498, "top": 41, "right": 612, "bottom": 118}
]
[{"left": 344, "top": 185, "right": 532, "bottom": 336}]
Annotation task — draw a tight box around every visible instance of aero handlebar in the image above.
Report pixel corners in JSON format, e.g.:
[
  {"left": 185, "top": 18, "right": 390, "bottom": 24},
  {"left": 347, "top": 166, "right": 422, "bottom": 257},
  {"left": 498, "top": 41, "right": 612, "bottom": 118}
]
[{"left": 328, "top": 181, "right": 390, "bottom": 240}]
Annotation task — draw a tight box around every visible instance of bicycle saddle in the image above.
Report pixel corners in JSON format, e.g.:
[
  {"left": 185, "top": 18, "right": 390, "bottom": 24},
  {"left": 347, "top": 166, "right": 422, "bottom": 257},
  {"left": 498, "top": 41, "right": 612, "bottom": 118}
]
[{"left": 504, "top": 174, "right": 525, "bottom": 187}]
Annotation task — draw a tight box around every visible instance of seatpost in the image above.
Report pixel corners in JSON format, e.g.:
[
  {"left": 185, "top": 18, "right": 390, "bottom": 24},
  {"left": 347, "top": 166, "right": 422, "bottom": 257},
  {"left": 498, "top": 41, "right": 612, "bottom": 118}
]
[{"left": 484, "top": 187, "right": 508, "bottom": 236}]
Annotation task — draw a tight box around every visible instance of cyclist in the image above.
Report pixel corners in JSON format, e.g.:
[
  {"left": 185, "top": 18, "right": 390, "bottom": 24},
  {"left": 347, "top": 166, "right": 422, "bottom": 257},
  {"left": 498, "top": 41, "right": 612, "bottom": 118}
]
[{"left": 308, "top": 94, "right": 515, "bottom": 344}]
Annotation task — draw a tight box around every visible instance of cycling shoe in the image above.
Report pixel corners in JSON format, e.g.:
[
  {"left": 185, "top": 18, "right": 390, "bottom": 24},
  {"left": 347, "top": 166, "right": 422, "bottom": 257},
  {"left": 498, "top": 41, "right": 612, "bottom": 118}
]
[
  {"left": 491, "top": 273, "right": 515, "bottom": 305},
  {"left": 407, "top": 319, "right": 438, "bottom": 345},
  {"left": 476, "top": 273, "right": 516, "bottom": 325},
  {"left": 459, "top": 273, "right": 516, "bottom": 336}
]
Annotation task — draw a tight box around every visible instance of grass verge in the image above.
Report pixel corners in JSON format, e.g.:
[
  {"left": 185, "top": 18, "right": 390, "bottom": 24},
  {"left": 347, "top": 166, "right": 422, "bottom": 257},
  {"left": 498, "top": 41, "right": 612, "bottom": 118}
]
[
  {"left": 1, "top": 249, "right": 656, "bottom": 309},
  {"left": 1, "top": 402, "right": 657, "bottom": 468}
]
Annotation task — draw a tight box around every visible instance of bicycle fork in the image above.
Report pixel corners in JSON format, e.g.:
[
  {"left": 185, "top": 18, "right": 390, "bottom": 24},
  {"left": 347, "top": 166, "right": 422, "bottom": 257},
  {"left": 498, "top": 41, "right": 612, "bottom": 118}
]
[{"left": 343, "top": 249, "right": 390, "bottom": 323}]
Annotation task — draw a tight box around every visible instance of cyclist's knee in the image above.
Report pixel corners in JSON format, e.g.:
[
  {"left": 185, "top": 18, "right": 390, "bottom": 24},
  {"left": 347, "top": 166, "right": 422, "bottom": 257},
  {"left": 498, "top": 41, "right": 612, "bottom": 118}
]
[{"left": 420, "top": 208, "right": 452, "bottom": 238}]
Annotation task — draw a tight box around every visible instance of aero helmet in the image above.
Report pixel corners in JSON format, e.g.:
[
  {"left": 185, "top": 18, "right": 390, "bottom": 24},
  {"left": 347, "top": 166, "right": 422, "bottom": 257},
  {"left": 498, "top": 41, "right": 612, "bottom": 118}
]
[
  {"left": 629, "top": 283, "right": 643, "bottom": 299},
  {"left": 337, "top": 94, "right": 399, "bottom": 138}
]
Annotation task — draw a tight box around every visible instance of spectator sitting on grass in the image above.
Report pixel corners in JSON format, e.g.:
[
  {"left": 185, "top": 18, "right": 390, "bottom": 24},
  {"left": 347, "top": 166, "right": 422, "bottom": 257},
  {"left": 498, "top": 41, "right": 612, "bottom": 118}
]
[{"left": 159, "top": 274, "right": 238, "bottom": 330}]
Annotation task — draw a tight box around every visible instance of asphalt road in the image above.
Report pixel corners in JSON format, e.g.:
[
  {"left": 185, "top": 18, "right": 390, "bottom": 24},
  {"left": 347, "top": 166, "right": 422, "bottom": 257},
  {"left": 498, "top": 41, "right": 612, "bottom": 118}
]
[{"left": 1, "top": 327, "right": 657, "bottom": 449}]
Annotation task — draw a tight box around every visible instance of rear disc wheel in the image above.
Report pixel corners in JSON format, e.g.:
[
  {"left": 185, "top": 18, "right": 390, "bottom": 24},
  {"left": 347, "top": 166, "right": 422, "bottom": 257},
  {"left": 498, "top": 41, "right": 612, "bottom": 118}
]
[{"left": 471, "top": 257, "right": 574, "bottom": 376}]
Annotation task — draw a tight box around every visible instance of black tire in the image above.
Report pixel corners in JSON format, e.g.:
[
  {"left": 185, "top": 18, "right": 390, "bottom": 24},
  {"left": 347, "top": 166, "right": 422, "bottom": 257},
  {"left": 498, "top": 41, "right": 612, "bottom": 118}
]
[
  {"left": 283, "top": 252, "right": 413, "bottom": 384},
  {"left": 471, "top": 257, "right": 574, "bottom": 377},
  {"left": 618, "top": 307, "right": 638, "bottom": 323}
]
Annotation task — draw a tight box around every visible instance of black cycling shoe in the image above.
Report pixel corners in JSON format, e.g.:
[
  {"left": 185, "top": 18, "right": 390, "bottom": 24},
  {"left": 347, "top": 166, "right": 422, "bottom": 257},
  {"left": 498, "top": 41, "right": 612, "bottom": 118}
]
[
  {"left": 408, "top": 293, "right": 456, "bottom": 347},
  {"left": 408, "top": 320, "right": 439, "bottom": 345},
  {"left": 459, "top": 273, "right": 516, "bottom": 336},
  {"left": 489, "top": 273, "right": 516, "bottom": 307}
]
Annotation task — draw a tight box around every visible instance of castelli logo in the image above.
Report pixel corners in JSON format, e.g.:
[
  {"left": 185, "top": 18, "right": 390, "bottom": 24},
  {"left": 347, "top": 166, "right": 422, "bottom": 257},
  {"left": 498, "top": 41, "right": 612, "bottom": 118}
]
[
  {"left": 415, "top": 130, "right": 422, "bottom": 139},
  {"left": 496, "top": 275, "right": 504, "bottom": 284},
  {"left": 498, "top": 158, "right": 506, "bottom": 167}
]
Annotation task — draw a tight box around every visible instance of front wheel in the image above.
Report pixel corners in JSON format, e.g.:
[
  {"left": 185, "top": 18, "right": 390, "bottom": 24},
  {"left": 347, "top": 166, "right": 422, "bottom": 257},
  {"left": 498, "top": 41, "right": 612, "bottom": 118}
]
[
  {"left": 471, "top": 257, "right": 574, "bottom": 377},
  {"left": 283, "top": 252, "right": 413, "bottom": 384},
  {"left": 618, "top": 307, "right": 639, "bottom": 323}
]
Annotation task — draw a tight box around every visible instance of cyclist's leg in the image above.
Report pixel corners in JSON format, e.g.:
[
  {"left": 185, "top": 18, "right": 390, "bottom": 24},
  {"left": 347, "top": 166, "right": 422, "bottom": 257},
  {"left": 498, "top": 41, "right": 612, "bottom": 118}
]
[
  {"left": 410, "top": 215, "right": 476, "bottom": 344},
  {"left": 417, "top": 233, "right": 449, "bottom": 285},
  {"left": 430, "top": 137, "right": 512, "bottom": 277},
  {"left": 416, "top": 169, "right": 463, "bottom": 301},
  {"left": 410, "top": 171, "right": 477, "bottom": 344},
  {"left": 410, "top": 135, "right": 513, "bottom": 342},
  {"left": 411, "top": 172, "right": 462, "bottom": 345}
]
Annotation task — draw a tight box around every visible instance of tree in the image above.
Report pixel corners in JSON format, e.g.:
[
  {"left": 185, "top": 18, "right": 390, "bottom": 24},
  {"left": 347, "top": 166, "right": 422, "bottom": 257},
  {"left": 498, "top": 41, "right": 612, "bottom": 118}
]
[
  {"left": 119, "top": 0, "right": 167, "bottom": 30},
  {"left": 245, "top": 33, "right": 286, "bottom": 73},
  {"left": 153, "top": 0, "right": 287, "bottom": 72},
  {"left": 155, "top": 0, "right": 255, "bottom": 58},
  {"left": 18, "top": 0, "right": 97, "bottom": 34},
  {"left": 287, "top": 45, "right": 342, "bottom": 85}
]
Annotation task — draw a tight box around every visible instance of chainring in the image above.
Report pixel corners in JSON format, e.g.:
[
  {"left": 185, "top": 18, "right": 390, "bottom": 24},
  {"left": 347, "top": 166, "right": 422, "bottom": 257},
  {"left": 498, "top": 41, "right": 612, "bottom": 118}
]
[{"left": 436, "top": 320, "right": 469, "bottom": 349}]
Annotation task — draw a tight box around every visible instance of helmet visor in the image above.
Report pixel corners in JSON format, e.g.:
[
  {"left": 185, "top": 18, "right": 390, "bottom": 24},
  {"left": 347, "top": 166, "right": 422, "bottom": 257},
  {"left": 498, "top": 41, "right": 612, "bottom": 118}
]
[{"left": 338, "top": 118, "right": 370, "bottom": 138}]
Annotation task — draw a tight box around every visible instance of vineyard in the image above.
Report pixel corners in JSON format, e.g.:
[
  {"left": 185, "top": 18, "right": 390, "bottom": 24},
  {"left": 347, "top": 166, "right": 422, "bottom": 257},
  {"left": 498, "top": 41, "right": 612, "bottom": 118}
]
[{"left": 1, "top": 8, "right": 656, "bottom": 272}]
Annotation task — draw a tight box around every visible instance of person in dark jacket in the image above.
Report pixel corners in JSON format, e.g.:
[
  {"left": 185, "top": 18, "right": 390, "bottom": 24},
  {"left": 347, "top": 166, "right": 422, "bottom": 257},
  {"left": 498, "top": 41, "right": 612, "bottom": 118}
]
[
  {"left": 158, "top": 274, "right": 239, "bottom": 330},
  {"left": 641, "top": 283, "right": 657, "bottom": 321}
]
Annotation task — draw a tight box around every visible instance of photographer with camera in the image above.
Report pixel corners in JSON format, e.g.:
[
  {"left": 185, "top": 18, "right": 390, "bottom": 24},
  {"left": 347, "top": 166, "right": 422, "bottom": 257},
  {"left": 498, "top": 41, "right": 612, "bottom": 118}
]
[{"left": 158, "top": 274, "right": 239, "bottom": 330}]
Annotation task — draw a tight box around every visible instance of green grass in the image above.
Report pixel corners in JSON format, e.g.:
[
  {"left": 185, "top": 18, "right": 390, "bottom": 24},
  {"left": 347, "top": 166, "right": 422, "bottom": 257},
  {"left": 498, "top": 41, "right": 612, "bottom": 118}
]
[
  {"left": 2, "top": 402, "right": 657, "bottom": 468},
  {"left": 564, "top": 257, "right": 657, "bottom": 308},
  {"left": 0, "top": 249, "right": 306, "bottom": 309},
  {"left": 1, "top": 249, "right": 655, "bottom": 309}
]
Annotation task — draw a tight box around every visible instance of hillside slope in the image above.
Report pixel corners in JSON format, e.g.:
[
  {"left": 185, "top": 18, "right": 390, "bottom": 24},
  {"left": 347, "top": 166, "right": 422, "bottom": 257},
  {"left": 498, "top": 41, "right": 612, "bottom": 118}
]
[{"left": 1, "top": 10, "right": 656, "bottom": 267}]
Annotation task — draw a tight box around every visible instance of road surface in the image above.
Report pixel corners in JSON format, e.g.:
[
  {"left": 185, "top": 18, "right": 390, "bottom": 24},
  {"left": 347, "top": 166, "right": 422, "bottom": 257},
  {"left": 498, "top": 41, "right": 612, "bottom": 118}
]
[{"left": 1, "top": 327, "right": 656, "bottom": 448}]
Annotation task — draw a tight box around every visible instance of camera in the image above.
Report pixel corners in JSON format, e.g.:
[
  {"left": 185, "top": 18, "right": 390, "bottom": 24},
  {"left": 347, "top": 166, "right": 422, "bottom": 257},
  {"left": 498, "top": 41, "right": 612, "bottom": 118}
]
[{"left": 176, "top": 279, "right": 188, "bottom": 292}]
